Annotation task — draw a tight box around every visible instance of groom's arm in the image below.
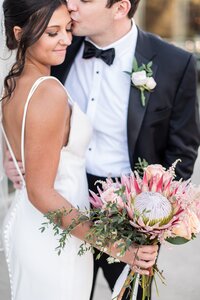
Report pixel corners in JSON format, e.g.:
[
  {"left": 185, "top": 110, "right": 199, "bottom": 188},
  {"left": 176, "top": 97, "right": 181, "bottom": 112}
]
[{"left": 164, "top": 54, "right": 200, "bottom": 179}]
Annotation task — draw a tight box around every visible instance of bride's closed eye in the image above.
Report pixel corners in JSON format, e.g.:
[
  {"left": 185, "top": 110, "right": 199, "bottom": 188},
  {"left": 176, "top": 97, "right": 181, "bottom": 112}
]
[
  {"left": 46, "top": 27, "right": 72, "bottom": 37},
  {"left": 47, "top": 31, "right": 58, "bottom": 37}
]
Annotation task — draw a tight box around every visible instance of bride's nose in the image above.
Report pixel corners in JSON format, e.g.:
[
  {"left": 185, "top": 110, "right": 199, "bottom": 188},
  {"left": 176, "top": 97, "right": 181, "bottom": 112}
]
[{"left": 59, "top": 34, "right": 72, "bottom": 46}]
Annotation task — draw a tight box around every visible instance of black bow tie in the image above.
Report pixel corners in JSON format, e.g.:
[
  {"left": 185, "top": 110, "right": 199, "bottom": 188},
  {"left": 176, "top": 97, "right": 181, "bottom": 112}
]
[{"left": 82, "top": 41, "right": 115, "bottom": 66}]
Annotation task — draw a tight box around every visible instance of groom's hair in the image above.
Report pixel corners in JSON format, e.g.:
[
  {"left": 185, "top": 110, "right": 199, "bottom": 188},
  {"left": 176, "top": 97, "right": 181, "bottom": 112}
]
[{"left": 106, "top": 0, "right": 141, "bottom": 18}]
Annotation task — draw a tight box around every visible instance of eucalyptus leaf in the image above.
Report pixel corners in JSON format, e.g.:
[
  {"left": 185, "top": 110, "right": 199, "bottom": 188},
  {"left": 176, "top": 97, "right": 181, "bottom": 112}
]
[
  {"left": 166, "top": 236, "right": 190, "bottom": 245},
  {"left": 132, "top": 58, "right": 138, "bottom": 72}
]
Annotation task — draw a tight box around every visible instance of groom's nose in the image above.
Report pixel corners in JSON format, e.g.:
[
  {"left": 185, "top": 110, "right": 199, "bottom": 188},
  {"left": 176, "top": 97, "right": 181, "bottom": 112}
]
[{"left": 67, "top": 0, "right": 78, "bottom": 12}]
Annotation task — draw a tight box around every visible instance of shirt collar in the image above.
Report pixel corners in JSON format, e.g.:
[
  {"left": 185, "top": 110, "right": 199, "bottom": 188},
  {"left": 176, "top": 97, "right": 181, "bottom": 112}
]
[{"left": 85, "top": 20, "right": 138, "bottom": 59}]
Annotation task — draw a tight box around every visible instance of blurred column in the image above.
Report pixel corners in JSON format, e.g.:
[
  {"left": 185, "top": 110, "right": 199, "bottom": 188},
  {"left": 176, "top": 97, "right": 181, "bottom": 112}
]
[
  {"left": 172, "top": 0, "right": 190, "bottom": 42},
  {"left": 134, "top": 0, "right": 146, "bottom": 28}
]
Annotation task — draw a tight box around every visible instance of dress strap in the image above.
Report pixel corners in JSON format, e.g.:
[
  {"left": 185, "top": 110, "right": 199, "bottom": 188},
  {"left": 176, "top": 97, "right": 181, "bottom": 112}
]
[
  {"left": 65, "top": 89, "right": 75, "bottom": 106},
  {"left": 21, "top": 76, "right": 64, "bottom": 170}
]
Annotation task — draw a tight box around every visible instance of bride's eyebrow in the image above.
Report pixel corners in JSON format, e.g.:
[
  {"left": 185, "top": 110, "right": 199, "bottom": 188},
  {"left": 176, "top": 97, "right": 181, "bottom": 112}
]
[{"left": 47, "top": 21, "right": 72, "bottom": 29}]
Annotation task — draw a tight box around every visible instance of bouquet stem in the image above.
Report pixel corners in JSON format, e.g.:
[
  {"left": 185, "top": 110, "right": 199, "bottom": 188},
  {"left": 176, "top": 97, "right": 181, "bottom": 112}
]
[
  {"left": 130, "top": 273, "right": 140, "bottom": 300},
  {"left": 117, "top": 270, "right": 138, "bottom": 300},
  {"left": 116, "top": 270, "right": 154, "bottom": 300}
]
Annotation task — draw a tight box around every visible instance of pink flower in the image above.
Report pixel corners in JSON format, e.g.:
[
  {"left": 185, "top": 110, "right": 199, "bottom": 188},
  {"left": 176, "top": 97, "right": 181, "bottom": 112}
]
[
  {"left": 172, "top": 210, "right": 200, "bottom": 240},
  {"left": 89, "top": 191, "right": 103, "bottom": 208},
  {"left": 89, "top": 162, "right": 200, "bottom": 243},
  {"left": 100, "top": 186, "right": 125, "bottom": 209},
  {"left": 144, "top": 164, "right": 173, "bottom": 184}
]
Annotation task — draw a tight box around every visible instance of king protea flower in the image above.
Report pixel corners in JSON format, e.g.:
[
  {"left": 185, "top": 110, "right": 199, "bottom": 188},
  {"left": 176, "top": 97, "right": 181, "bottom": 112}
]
[{"left": 89, "top": 160, "right": 200, "bottom": 244}]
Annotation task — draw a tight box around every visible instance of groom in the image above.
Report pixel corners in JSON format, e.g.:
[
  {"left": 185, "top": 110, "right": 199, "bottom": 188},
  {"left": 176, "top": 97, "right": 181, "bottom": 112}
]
[
  {"left": 52, "top": 0, "right": 200, "bottom": 299},
  {"left": 5, "top": 0, "right": 200, "bottom": 299}
]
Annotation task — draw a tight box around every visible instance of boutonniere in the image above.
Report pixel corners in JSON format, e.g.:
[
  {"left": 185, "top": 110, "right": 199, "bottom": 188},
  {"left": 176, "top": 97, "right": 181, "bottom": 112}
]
[{"left": 126, "top": 58, "right": 157, "bottom": 107}]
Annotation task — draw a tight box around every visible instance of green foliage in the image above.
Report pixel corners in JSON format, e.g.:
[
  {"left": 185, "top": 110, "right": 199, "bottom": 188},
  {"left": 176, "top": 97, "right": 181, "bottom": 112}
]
[
  {"left": 132, "top": 58, "right": 153, "bottom": 77},
  {"left": 40, "top": 201, "right": 153, "bottom": 258},
  {"left": 134, "top": 157, "right": 149, "bottom": 176},
  {"left": 166, "top": 236, "right": 191, "bottom": 245},
  {"left": 40, "top": 207, "right": 90, "bottom": 255}
]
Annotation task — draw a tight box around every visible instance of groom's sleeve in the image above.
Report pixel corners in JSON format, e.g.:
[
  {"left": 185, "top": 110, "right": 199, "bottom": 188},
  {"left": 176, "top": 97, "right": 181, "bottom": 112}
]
[{"left": 164, "top": 54, "right": 200, "bottom": 179}]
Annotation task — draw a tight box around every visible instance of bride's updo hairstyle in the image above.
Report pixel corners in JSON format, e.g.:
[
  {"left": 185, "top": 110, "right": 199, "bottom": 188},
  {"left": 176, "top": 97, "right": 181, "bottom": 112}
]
[{"left": 2, "top": 0, "right": 67, "bottom": 100}]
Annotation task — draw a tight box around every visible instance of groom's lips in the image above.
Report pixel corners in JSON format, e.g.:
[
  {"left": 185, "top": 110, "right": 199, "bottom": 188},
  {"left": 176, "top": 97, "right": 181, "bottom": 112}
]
[{"left": 71, "top": 15, "right": 78, "bottom": 23}]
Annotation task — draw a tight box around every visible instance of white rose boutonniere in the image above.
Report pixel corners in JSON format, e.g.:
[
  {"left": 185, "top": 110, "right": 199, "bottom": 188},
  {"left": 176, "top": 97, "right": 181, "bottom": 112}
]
[{"left": 126, "top": 58, "right": 157, "bottom": 107}]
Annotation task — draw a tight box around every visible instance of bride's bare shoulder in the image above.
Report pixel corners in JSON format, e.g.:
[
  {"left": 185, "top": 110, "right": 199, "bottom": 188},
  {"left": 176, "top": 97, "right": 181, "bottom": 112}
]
[
  {"left": 34, "top": 77, "right": 68, "bottom": 104},
  {"left": 26, "top": 77, "right": 70, "bottom": 128}
]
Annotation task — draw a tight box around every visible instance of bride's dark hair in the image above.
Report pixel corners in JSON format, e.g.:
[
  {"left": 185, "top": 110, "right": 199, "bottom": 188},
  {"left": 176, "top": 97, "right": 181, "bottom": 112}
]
[{"left": 2, "top": 0, "right": 67, "bottom": 100}]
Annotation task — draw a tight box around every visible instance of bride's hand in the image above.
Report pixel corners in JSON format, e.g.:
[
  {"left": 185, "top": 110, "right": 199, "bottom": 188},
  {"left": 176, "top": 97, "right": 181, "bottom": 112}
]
[{"left": 124, "top": 244, "right": 158, "bottom": 275}]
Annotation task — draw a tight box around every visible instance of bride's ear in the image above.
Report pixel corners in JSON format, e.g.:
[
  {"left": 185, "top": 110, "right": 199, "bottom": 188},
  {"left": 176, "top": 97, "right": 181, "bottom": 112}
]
[{"left": 13, "top": 26, "right": 22, "bottom": 43}]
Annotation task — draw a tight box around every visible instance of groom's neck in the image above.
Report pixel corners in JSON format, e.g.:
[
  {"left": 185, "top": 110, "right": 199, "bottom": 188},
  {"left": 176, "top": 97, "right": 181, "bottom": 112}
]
[{"left": 88, "top": 19, "right": 132, "bottom": 48}]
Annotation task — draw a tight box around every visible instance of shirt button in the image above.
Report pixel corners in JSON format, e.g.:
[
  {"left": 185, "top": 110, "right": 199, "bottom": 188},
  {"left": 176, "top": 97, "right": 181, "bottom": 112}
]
[
  {"left": 88, "top": 148, "right": 92, "bottom": 151},
  {"left": 91, "top": 98, "right": 95, "bottom": 101},
  {"left": 96, "top": 71, "right": 99, "bottom": 74}
]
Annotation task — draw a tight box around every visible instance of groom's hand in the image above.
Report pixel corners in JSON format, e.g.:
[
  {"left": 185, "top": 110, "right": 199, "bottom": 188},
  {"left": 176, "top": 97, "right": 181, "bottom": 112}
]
[{"left": 4, "top": 150, "right": 24, "bottom": 189}]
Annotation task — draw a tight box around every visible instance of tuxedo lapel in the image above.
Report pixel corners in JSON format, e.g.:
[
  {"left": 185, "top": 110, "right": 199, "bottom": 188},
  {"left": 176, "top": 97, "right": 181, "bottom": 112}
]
[{"left": 127, "top": 29, "right": 158, "bottom": 168}]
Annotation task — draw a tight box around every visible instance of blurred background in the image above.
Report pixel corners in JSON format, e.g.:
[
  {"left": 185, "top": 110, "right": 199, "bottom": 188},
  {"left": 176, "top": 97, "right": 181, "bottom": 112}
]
[
  {"left": 0, "top": 0, "right": 200, "bottom": 299},
  {"left": 136, "top": 0, "right": 200, "bottom": 81}
]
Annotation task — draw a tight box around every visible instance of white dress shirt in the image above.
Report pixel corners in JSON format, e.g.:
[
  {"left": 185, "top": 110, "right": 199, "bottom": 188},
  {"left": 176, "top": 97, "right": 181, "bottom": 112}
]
[{"left": 65, "top": 22, "right": 138, "bottom": 177}]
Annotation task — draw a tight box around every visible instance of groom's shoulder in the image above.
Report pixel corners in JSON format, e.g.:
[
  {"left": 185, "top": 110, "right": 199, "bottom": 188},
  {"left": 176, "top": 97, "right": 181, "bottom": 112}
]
[{"left": 141, "top": 29, "right": 192, "bottom": 61}]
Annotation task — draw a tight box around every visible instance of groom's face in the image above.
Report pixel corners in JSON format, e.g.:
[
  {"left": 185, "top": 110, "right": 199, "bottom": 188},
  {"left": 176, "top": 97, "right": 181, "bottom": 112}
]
[{"left": 67, "top": 0, "right": 116, "bottom": 42}]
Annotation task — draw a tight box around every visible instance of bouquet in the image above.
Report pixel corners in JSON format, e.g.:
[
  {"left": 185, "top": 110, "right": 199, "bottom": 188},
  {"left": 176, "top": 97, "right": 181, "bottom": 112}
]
[{"left": 41, "top": 160, "right": 200, "bottom": 300}]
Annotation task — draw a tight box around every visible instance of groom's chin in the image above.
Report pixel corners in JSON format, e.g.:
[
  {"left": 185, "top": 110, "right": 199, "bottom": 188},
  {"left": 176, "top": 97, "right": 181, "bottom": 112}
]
[{"left": 71, "top": 22, "right": 85, "bottom": 37}]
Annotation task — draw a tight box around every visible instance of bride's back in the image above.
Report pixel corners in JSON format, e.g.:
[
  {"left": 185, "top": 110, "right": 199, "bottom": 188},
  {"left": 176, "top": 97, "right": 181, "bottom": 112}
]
[{"left": 2, "top": 74, "right": 45, "bottom": 161}]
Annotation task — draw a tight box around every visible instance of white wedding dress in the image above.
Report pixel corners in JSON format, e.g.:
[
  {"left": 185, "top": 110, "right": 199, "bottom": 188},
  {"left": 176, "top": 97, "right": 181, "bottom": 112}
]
[{"left": 1, "top": 76, "right": 93, "bottom": 300}]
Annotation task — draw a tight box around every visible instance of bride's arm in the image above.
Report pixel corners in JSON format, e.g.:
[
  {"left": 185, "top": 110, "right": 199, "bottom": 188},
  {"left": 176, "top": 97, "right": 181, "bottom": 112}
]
[
  {"left": 25, "top": 80, "right": 72, "bottom": 218},
  {"left": 25, "top": 80, "right": 158, "bottom": 274}
]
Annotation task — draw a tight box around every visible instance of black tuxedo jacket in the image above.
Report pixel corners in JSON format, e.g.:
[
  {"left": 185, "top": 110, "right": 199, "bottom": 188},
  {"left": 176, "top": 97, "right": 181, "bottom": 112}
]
[{"left": 52, "top": 29, "right": 200, "bottom": 180}]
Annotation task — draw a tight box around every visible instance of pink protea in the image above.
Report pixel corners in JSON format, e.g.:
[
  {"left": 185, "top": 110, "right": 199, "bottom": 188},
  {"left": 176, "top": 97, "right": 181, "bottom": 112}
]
[
  {"left": 89, "top": 191, "right": 103, "bottom": 208},
  {"left": 134, "top": 191, "right": 173, "bottom": 226},
  {"left": 89, "top": 162, "right": 200, "bottom": 243},
  {"left": 119, "top": 163, "right": 200, "bottom": 243}
]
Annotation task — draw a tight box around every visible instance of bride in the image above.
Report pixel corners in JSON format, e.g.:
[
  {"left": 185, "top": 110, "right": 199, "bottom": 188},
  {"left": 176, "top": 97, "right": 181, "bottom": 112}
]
[
  {"left": 0, "top": 0, "right": 158, "bottom": 299},
  {"left": 0, "top": 1, "right": 16, "bottom": 251}
]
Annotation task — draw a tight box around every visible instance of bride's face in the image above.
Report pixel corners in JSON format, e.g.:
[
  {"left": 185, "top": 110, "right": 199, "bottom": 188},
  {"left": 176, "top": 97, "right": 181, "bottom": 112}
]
[{"left": 26, "top": 4, "right": 72, "bottom": 66}]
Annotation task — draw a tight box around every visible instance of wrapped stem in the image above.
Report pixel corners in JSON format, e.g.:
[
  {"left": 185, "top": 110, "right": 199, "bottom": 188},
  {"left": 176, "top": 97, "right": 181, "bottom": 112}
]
[{"left": 117, "top": 270, "right": 135, "bottom": 300}]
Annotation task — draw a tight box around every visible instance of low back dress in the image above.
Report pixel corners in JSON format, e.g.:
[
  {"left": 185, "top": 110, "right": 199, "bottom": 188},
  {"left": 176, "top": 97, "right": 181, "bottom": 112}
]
[{"left": 1, "top": 76, "right": 93, "bottom": 300}]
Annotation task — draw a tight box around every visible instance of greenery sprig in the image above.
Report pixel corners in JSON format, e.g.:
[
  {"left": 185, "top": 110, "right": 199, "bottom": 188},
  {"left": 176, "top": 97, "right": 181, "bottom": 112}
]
[{"left": 134, "top": 157, "right": 149, "bottom": 176}]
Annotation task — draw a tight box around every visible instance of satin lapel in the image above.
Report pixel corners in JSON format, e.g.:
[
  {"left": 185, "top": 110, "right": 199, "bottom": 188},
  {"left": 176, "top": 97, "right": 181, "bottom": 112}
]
[{"left": 127, "top": 30, "right": 158, "bottom": 168}]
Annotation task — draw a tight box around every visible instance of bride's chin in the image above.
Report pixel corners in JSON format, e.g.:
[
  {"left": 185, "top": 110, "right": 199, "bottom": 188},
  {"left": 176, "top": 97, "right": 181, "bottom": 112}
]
[{"left": 51, "top": 55, "right": 67, "bottom": 66}]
